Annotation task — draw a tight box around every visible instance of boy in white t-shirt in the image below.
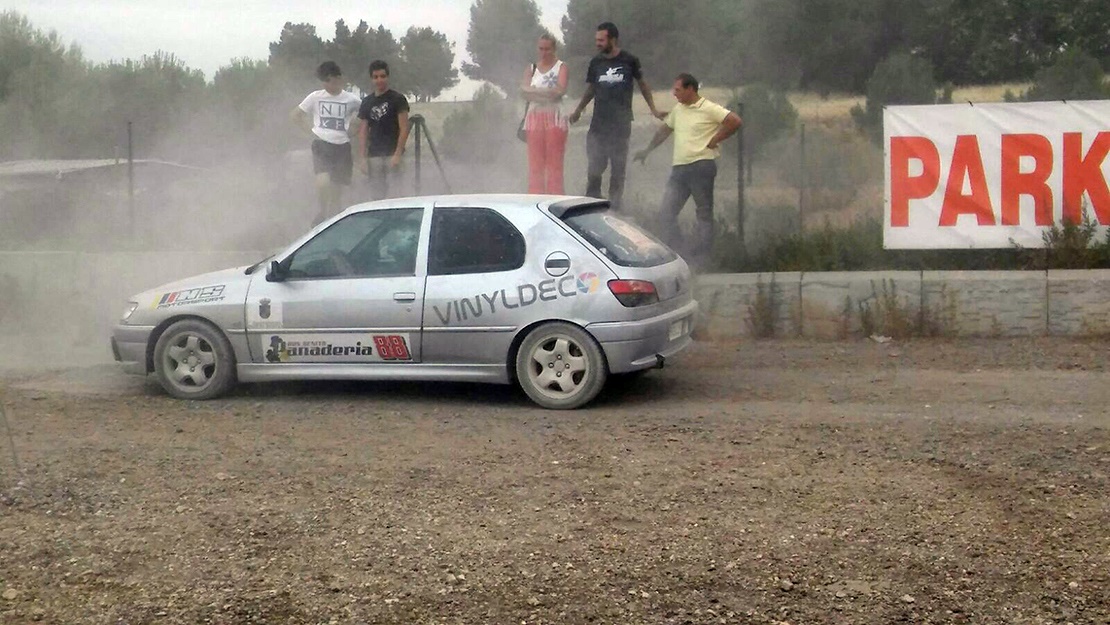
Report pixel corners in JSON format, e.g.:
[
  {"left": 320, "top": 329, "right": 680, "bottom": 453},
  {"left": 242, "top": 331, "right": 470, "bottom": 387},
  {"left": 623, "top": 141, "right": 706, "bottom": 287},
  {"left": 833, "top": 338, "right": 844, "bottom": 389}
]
[{"left": 290, "top": 61, "right": 362, "bottom": 224}]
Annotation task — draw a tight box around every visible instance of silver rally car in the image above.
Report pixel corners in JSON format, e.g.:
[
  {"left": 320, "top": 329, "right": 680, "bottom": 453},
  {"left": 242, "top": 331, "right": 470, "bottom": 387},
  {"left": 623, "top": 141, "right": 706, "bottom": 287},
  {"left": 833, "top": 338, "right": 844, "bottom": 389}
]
[{"left": 112, "top": 195, "right": 698, "bottom": 409}]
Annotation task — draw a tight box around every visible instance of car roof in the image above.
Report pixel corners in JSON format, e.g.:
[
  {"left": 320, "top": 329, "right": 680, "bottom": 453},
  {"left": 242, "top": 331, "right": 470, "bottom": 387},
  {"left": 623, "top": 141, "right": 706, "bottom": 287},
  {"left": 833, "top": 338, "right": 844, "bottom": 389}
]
[{"left": 342, "top": 194, "right": 607, "bottom": 214}]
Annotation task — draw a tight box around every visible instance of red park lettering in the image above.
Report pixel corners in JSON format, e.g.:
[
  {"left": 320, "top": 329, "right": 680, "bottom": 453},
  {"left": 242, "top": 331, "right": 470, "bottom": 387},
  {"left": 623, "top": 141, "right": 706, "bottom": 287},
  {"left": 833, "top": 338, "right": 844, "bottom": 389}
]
[{"left": 890, "top": 132, "right": 1110, "bottom": 227}]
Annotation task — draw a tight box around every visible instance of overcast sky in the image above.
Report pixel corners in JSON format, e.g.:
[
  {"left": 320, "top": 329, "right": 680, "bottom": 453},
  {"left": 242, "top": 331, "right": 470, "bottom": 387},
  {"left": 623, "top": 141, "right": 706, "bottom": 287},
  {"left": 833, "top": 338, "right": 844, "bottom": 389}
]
[{"left": 8, "top": 0, "right": 570, "bottom": 100}]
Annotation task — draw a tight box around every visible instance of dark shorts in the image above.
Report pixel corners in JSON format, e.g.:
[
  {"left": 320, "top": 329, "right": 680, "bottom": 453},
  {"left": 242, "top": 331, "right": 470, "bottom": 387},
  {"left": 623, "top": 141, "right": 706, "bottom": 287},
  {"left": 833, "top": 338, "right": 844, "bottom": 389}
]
[{"left": 311, "top": 139, "right": 353, "bottom": 185}]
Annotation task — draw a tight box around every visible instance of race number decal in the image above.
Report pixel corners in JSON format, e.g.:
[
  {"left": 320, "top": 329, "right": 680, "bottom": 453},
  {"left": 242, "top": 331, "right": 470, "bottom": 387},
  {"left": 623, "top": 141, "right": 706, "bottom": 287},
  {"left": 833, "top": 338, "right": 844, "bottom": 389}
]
[
  {"left": 373, "top": 335, "right": 412, "bottom": 361},
  {"left": 263, "top": 333, "right": 413, "bottom": 363}
]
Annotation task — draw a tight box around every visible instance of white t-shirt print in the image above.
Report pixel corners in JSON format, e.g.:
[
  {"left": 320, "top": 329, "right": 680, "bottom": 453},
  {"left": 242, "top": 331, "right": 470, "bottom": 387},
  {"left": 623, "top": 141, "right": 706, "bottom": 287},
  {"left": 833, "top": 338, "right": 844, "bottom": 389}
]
[{"left": 298, "top": 89, "right": 362, "bottom": 144}]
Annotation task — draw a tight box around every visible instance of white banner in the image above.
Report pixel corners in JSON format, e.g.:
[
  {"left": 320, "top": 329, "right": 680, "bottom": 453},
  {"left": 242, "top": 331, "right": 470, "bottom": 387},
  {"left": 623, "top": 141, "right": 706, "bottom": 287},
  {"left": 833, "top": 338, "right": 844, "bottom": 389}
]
[{"left": 884, "top": 101, "right": 1110, "bottom": 249}]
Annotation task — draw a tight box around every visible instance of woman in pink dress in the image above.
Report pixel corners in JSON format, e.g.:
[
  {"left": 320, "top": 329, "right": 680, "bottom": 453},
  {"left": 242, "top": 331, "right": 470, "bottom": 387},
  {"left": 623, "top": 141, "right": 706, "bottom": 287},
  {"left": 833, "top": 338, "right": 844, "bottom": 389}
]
[{"left": 520, "top": 33, "right": 570, "bottom": 194}]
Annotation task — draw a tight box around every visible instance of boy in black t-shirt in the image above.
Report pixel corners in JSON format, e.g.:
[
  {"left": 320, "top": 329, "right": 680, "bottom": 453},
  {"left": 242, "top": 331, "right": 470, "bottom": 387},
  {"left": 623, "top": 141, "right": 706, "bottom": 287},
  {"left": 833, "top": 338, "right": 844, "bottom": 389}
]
[
  {"left": 568, "top": 22, "right": 663, "bottom": 209},
  {"left": 357, "top": 60, "right": 410, "bottom": 201}
]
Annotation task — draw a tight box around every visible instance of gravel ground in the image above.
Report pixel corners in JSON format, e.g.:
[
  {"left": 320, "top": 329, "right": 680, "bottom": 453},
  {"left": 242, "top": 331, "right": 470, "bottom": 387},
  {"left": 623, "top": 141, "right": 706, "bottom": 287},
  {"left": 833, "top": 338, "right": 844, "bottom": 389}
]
[{"left": 0, "top": 338, "right": 1107, "bottom": 624}]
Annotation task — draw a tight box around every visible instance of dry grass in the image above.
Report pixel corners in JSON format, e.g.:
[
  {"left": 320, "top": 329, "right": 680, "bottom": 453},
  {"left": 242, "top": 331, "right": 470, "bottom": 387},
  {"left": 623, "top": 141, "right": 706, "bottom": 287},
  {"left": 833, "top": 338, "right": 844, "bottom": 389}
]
[
  {"left": 950, "top": 81, "right": 1030, "bottom": 103},
  {"left": 405, "top": 81, "right": 1032, "bottom": 239},
  {"left": 631, "top": 86, "right": 861, "bottom": 127},
  {"left": 789, "top": 91, "right": 864, "bottom": 124},
  {"left": 417, "top": 81, "right": 1033, "bottom": 135}
]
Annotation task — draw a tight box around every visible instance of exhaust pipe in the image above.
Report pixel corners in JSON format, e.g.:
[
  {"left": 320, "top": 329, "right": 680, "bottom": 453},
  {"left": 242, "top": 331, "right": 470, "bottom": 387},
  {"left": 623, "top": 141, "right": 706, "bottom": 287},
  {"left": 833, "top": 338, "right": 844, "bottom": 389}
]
[{"left": 654, "top": 354, "right": 666, "bottom": 369}]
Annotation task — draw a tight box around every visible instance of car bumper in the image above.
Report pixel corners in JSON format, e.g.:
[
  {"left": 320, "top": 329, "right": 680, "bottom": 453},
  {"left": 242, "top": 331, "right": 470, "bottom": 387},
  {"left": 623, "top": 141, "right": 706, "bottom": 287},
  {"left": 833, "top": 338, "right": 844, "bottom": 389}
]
[
  {"left": 111, "top": 325, "right": 154, "bottom": 375},
  {"left": 586, "top": 300, "right": 699, "bottom": 374}
]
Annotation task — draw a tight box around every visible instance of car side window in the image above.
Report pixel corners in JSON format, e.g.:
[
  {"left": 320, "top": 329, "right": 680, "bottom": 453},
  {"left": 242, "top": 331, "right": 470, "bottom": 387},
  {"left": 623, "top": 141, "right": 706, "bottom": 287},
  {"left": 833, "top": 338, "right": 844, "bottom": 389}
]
[
  {"left": 428, "top": 207, "right": 526, "bottom": 276},
  {"left": 287, "top": 209, "right": 423, "bottom": 279}
]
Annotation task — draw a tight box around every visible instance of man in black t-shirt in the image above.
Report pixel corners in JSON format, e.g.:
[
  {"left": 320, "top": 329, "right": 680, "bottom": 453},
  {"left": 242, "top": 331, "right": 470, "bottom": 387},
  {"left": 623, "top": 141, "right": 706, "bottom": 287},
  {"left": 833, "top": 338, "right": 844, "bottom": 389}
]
[
  {"left": 568, "top": 22, "right": 663, "bottom": 209},
  {"left": 357, "top": 60, "right": 410, "bottom": 201}
]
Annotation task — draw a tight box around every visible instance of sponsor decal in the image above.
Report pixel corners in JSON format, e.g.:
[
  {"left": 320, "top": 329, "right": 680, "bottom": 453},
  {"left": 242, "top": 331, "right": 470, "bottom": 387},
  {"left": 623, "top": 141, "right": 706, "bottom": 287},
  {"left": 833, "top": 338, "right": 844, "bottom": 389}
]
[
  {"left": 576, "top": 272, "right": 599, "bottom": 294},
  {"left": 598, "top": 67, "right": 625, "bottom": 85},
  {"left": 433, "top": 272, "right": 600, "bottom": 325},
  {"left": 372, "top": 334, "right": 412, "bottom": 360},
  {"left": 154, "top": 285, "right": 225, "bottom": 309},
  {"left": 264, "top": 333, "right": 411, "bottom": 363},
  {"left": 247, "top": 297, "right": 283, "bottom": 329}
]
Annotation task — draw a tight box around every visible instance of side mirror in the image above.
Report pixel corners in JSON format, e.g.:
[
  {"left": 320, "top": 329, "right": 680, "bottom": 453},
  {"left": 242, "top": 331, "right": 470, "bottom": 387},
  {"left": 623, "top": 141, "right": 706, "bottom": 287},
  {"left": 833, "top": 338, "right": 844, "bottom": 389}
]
[{"left": 265, "top": 259, "right": 286, "bottom": 283}]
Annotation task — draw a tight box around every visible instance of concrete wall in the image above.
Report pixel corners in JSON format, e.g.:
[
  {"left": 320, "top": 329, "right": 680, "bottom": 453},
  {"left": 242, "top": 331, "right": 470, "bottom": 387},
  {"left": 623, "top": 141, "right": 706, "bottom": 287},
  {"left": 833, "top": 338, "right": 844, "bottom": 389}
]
[
  {"left": 2, "top": 253, "right": 1110, "bottom": 353},
  {"left": 696, "top": 270, "right": 1110, "bottom": 339}
]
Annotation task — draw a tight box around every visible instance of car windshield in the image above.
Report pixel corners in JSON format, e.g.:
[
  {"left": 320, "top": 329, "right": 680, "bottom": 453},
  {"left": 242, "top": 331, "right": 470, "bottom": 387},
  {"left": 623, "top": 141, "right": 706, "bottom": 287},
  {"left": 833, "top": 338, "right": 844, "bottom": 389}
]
[{"left": 560, "top": 208, "right": 677, "bottom": 268}]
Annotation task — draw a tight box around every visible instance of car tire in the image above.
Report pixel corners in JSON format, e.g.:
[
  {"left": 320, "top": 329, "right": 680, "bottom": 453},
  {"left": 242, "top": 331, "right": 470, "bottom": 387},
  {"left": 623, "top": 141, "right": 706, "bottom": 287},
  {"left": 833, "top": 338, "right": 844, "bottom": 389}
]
[
  {"left": 153, "top": 319, "right": 237, "bottom": 400},
  {"left": 515, "top": 322, "right": 608, "bottom": 410}
]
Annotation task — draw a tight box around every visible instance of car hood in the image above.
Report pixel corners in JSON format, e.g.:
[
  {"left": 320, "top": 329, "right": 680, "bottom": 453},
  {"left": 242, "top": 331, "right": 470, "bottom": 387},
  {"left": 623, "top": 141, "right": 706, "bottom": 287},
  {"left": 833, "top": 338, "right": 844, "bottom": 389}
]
[{"left": 131, "top": 265, "right": 252, "bottom": 307}]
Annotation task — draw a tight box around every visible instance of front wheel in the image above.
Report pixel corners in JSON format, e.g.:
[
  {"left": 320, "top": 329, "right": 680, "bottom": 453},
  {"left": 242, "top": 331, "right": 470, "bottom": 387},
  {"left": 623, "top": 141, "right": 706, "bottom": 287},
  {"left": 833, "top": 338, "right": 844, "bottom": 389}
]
[
  {"left": 153, "top": 319, "right": 237, "bottom": 400},
  {"left": 515, "top": 322, "right": 608, "bottom": 409}
]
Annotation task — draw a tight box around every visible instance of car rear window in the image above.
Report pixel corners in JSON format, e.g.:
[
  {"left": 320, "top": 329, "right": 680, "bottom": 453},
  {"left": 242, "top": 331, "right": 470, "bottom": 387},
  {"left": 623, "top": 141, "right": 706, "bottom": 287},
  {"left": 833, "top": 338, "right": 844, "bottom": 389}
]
[{"left": 560, "top": 208, "right": 677, "bottom": 268}]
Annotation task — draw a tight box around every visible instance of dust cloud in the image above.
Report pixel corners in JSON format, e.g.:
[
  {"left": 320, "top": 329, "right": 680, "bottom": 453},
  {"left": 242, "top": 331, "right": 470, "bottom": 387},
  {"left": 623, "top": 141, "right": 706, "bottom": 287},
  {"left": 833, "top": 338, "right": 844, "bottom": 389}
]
[
  {"left": 0, "top": 97, "right": 702, "bottom": 374},
  {"left": 0, "top": 135, "right": 315, "bottom": 371}
]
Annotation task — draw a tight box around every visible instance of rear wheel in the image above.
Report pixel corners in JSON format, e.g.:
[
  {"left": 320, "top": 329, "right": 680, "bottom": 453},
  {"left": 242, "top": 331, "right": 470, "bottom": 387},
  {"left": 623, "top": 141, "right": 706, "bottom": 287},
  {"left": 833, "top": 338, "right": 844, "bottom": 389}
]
[
  {"left": 515, "top": 322, "right": 608, "bottom": 409},
  {"left": 153, "top": 319, "right": 237, "bottom": 400}
]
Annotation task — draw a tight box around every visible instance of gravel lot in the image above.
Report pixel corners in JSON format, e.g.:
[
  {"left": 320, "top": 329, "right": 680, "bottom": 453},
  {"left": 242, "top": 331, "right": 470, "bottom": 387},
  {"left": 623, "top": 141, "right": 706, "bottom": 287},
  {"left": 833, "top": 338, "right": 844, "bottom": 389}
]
[{"left": 1, "top": 338, "right": 1108, "bottom": 624}]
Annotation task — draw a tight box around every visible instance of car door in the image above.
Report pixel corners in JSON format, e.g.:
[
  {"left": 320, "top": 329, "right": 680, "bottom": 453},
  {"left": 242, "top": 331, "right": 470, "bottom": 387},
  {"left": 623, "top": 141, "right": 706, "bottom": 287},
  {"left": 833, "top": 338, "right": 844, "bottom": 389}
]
[
  {"left": 245, "top": 207, "right": 428, "bottom": 364},
  {"left": 421, "top": 206, "right": 529, "bottom": 367}
]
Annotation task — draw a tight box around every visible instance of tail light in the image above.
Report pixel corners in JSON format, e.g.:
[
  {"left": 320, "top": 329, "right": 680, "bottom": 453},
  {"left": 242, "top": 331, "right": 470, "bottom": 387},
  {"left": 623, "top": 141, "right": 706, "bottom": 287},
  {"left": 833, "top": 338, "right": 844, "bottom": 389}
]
[{"left": 607, "top": 279, "right": 658, "bottom": 307}]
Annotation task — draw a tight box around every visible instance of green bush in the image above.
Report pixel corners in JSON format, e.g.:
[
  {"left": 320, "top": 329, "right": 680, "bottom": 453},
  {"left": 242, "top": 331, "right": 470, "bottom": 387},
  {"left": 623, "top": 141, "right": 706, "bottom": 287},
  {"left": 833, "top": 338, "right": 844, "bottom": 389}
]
[
  {"left": 767, "top": 126, "right": 881, "bottom": 211},
  {"left": 851, "top": 52, "right": 939, "bottom": 143},
  {"left": 1018, "top": 48, "right": 1110, "bottom": 102},
  {"left": 711, "top": 212, "right": 1110, "bottom": 273},
  {"left": 1021, "top": 208, "right": 1110, "bottom": 270},
  {"left": 744, "top": 203, "right": 799, "bottom": 250},
  {"left": 726, "top": 83, "right": 798, "bottom": 166},
  {"left": 439, "top": 83, "right": 517, "bottom": 164},
  {"left": 746, "top": 275, "right": 778, "bottom": 339}
]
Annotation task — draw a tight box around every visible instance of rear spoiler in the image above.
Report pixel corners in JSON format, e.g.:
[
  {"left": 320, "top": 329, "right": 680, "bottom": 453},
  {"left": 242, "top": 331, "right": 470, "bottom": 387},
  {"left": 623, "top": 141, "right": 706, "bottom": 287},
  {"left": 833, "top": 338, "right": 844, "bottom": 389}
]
[{"left": 547, "top": 198, "right": 610, "bottom": 219}]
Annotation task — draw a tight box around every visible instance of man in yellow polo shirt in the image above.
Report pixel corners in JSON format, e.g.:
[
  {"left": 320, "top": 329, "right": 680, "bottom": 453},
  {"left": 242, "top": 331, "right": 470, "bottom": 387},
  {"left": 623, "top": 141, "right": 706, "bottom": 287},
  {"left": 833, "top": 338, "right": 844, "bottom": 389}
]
[{"left": 634, "top": 73, "right": 742, "bottom": 264}]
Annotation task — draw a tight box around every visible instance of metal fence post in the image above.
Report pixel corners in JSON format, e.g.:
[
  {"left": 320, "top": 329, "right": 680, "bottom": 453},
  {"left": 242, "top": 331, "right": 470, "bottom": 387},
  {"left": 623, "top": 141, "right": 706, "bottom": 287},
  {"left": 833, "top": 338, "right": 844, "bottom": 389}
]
[
  {"left": 127, "top": 121, "right": 135, "bottom": 238},
  {"left": 736, "top": 103, "right": 746, "bottom": 256},
  {"left": 799, "top": 122, "right": 806, "bottom": 235},
  {"left": 412, "top": 115, "right": 423, "bottom": 195}
]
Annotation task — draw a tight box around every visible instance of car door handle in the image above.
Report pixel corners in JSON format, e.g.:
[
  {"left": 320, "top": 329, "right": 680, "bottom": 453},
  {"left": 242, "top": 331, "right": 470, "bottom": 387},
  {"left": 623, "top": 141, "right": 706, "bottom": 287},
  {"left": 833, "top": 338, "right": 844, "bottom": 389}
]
[{"left": 393, "top": 292, "right": 417, "bottom": 303}]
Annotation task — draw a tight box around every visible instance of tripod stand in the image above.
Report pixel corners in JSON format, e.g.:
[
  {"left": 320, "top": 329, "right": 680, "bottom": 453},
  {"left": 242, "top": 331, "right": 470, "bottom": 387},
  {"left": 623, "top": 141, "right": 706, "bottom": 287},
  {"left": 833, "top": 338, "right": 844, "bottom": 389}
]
[{"left": 408, "top": 114, "right": 452, "bottom": 194}]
